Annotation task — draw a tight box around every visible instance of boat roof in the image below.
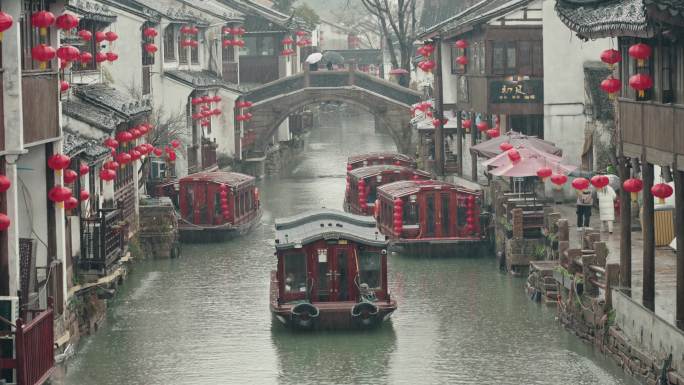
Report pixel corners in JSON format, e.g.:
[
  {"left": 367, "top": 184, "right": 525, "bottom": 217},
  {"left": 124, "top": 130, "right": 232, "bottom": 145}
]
[
  {"left": 274, "top": 209, "right": 387, "bottom": 250},
  {"left": 179, "top": 171, "right": 255, "bottom": 188},
  {"left": 378, "top": 179, "right": 481, "bottom": 198},
  {"left": 349, "top": 165, "right": 431, "bottom": 180},
  {"left": 347, "top": 152, "right": 415, "bottom": 165}
]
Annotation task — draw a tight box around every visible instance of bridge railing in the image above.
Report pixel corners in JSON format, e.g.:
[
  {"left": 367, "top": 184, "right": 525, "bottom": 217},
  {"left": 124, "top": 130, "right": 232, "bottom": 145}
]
[
  {"left": 244, "top": 73, "right": 305, "bottom": 104},
  {"left": 352, "top": 71, "right": 421, "bottom": 106}
]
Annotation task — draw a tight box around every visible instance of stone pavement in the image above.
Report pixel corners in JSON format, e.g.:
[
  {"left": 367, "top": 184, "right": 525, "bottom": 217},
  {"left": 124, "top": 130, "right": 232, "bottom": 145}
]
[{"left": 551, "top": 202, "right": 677, "bottom": 326}]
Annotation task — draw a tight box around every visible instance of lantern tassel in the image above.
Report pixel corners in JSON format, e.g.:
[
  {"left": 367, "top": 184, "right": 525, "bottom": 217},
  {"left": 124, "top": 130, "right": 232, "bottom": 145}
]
[
  {"left": 638, "top": 59, "right": 644, "bottom": 67},
  {"left": 39, "top": 61, "right": 47, "bottom": 70},
  {"left": 39, "top": 27, "right": 47, "bottom": 37},
  {"left": 57, "top": 201, "right": 64, "bottom": 208},
  {"left": 0, "top": 32, "right": 4, "bottom": 42},
  {"left": 631, "top": 192, "right": 638, "bottom": 201},
  {"left": 609, "top": 93, "right": 615, "bottom": 100},
  {"left": 639, "top": 90, "right": 645, "bottom": 97},
  {"left": 658, "top": 198, "right": 665, "bottom": 204}
]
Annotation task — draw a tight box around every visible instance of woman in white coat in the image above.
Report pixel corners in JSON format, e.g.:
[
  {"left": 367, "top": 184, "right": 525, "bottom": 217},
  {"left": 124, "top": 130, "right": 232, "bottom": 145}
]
[{"left": 596, "top": 185, "right": 617, "bottom": 233}]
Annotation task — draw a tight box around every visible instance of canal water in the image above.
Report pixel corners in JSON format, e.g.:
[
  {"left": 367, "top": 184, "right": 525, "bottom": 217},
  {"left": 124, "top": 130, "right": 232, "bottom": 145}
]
[{"left": 63, "top": 106, "right": 637, "bottom": 385}]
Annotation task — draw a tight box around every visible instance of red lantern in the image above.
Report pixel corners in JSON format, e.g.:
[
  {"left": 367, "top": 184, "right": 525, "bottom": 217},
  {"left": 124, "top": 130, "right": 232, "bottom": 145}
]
[
  {"left": 105, "top": 31, "right": 118, "bottom": 42},
  {"left": 95, "top": 52, "right": 107, "bottom": 64},
  {"left": 462, "top": 119, "right": 472, "bottom": 133},
  {"left": 0, "top": 12, "right": 13, "bottom": 42},
  {"left": 590, "top": 174, "right": 609, "bottom": 189},
  {"left": 103, "top": 138, "right": 119, "bottom": 149},
  {"left": 0, "top": 175, "right": 11, "bottom": 193},
  {"left": 94, "top": 31, "right": 106, "bottom": 43},
  {"left": 537, "top": 167, "right": 552, "bottom": 181},
  {"left": 167, "top": 151, "right": 177, "bottom": 162},
  {"left": 191, "top": 97, "right": 203, "bottom": 105},
  {"left": 77, "top": 29, "right": 92, "bottom": 42},
  {"left": 48, "top": 154, "right": 71, "bottom": 175},
  {"left": 571, "top": 177, "right": 590, "bottom": 191},
  {"left": 153, "top": 148, "right": 163, "bottom": 157},
  {"left": 104, "top": 161, "right": 119, "bottom": 170},
  {"left": 171, "top": 139, "right": 180, "bottom": 148},
  {"left": 0, "top": 213, "right": 10, "bottom": 231},
  {"left": 281, "top": 36, "right": 293, "bottom": 45},
  {"left": 628, "top": 43, "right": 651, "bottom": 67},
  {"left": 31, "top": 44, "right": 56, "bottom": 70},
  {"left": 486, "top": 129, "right": 500, "bottom": 138},
  {"left": 63, "top": 169, "right": 78, "bottom": 184},
  {"left": 79, "top": 163, "right": 90, "bottom": 176},
  {"left": 600, "top": 76, "right": 621, "bottom": 99},
  {"left": 201, "top": 96, "right": 212, "bottom": 104},
  {"left": 222, "top": 39, "right": 234, "bottom": 48},
  {"left": 106, "top": 52, "right": 118, "bottom": 62},
  {"left": 64, "top": 196, "right": 79, "bottom": 210},
  {"left": 144, "top": 43, "right": 158, "bottom": 55},
  {"left": 629, "top": 73, "right": 653, "bottom": 98},
  {"left": 80, "top": 51, "right": 93, "bottom": 64},
  {"left": 507, "top": 149, "right": 521, "bottom": 163},
  {"left": 476, "top": 120, "right": 488, "bottom": 132},
  {"left": 116, "top": 152, "right": 132, "bottom": 165},
  {"left": 550, "top": 174, "right": 568, "bottom": 188},
  {"left": 130, "top": 128, "right": 141, "bottom": 139},
  {"left": 623, "top": 178, "right": 643, "bottom": 200},
  {"left": 129, "top": 149, "right": 141, "bottom": 161},
  {"left": 60, "top": 80, "right": 70, "bottom": 92},
  {"left": 499, "top": 142, "right": 513, "bottom": 152},
  {"left": 79, "top": 189, "right": 90, "bottom": 201},
  {"left": 99, "top": 168, "right": 116, "bottom": 182},
  {"left": 143, "top": 27, "right": 158, "bottom": 38},
  {"left": 418, "top": 60, "right": 435, "bottom": 72},
  {"left": 456, "top": 56, "right": 468, "bottom": 66},
  {"left": 48, "top": 186, "right": 72, "bottom": 207},
  {"left": 31, "top": 11, "right": 55, "bottom": 37},
  {"left": 55, "top": 13, "right": 79, "bottom": 32},
  {"left": 432, "top": 118, "right": 442, "bottom": 128},
  {"left": 116, "top": 131, "right": 133, "bottom": 143},
  {"left": 600, "top": 49, "right": 621, "bottom": 69},
  {"left": 180, "top": 26, "right": 193, "bottom": 34},
  {"left": 455, "top": 39, "right": 468, "bottom": 49},
  {"left": 651, "top": 183, "right": 673, "bottom": 204},
  {"left": 422, "top": 44, "right": 434, "bottom": 55}
]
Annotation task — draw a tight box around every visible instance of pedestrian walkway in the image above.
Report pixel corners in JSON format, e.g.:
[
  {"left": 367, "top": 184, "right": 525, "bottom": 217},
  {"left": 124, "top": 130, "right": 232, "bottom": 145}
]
[{"left": 552, "top": 202, "right": 677, "bottom": 327}]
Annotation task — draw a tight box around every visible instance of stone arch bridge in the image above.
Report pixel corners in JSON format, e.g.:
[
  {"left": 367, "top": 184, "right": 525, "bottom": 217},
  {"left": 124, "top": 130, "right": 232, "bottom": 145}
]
[{"left": 239, "top": 69, "right": 422, "bottom": 157}]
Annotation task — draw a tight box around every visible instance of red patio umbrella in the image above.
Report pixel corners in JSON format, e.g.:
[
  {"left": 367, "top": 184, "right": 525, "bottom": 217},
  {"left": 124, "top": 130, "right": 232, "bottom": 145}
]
[
  {"left": 484, "top": 146, "right": 576, "bottom": 178},
  {"left": 470, "top": 131, "right": 562, "bottom": 159}
]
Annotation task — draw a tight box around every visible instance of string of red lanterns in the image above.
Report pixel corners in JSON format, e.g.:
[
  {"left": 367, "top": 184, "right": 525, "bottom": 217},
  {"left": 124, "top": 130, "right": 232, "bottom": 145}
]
[
  {"left": 0, "top": 11, "right": 13, "bottom": 42},
  {"left": 393, "top": 197, "right": 403, "bottom": 235}
]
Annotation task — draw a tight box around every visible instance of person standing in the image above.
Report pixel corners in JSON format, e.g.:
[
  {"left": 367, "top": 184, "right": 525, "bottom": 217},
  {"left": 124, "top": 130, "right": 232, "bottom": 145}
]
[
  {"left": 596, "top": 185, "right": 617, "bottom": 233},
  {"left": 576, "top": 189, "right": 593, "bottom": 230}
]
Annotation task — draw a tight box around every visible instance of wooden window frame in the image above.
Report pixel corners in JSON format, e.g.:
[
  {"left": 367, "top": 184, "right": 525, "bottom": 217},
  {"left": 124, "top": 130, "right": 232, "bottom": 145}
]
[{"left": 163, "top": 25, "right": 176, "bottom": 62}]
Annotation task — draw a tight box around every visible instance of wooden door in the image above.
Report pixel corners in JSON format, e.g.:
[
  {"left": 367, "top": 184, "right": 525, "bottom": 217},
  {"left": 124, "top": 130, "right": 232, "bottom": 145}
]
[
  {"left": 423, "top": 193, "right": 437, "bottom": 237},
  {"left": 330, "top": 246, "right": 352, "bottom": 302}
]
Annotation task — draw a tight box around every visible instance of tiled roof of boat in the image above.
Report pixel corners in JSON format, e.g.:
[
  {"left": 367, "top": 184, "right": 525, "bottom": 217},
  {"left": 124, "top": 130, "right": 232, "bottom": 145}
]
[
  {"left": 63, "top": 98, "right": 126, "bottom": 133},
  {"left": 347, "top": 152, "right": 415, "bottom": 165},
  {"left": 179, "top": 171, "right": 255, "bottom": 187},
  {"left": 274, "top": 209, "right": 387, "bottom": 250},
  {"left": 378, "top": 180, "right": 480, "bottom": 198},
  {"left": 349, "top": 165, "right": 431, "bottom": 180},
  {"left": 165, "top": 70, "right": 242, "bottom": 92},
  {"left": 74, "top": 84, "right": 152, "bottom": 118},
  {"left": 554, "top": 0, "right": 652, "bottom": 38}
]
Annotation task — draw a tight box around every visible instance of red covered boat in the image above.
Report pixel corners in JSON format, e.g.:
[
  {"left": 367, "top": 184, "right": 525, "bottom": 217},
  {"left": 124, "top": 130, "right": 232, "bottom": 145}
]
[
  {"left": 376, "top": 179, "right": 490, "bottom": 257},
  {"left": 176, "top": 171, "right": 261, "bottom": 242},
  {"left": 270, "top": 209, "right": 397, "bottom": 330},
  {"left": 347, "top": 152, "right": 416, "bottom": 170},
  {"left": 344, "top": 165, "right": 431, "bottom": 216}
]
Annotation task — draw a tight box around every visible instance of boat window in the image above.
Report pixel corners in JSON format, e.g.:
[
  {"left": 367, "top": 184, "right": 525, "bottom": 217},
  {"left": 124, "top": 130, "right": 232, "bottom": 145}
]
[
  {"left": 367, "top": 186, "right": 377, "bottom": 204},
  {"left": 284, "top": 253, "right": 307, "bottom": 294},
  {"left": 426, "top": 195, "right": 435, "bottom": 236},
  {"left": 457, "top": 197, "right": 467, "bottom": 227},
  {"left": 403, "top": 201, "right": 418, "bottom": 225},
  {"left": 442, "top": 194, "right": 450, "bottom": 235},
  {"left": 239, "top": 192, "right": 245, "bottom": 217},
  {"left": 214, "top": 191, "right": 222, "bottom": 220},
  {"left": 358, "top": 252, "right": 381, "bottom": 290},
  {"left": 246, "top": 189, "right": 252, "bottom": 211},
  {"left": 184, "top": 185, "right": 193, "bottom": 220}
]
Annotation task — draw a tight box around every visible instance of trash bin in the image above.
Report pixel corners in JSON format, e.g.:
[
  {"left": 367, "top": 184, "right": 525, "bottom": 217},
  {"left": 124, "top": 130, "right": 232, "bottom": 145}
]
[{"left": 642, "top": 204, "right": 675, "bottom": 246}]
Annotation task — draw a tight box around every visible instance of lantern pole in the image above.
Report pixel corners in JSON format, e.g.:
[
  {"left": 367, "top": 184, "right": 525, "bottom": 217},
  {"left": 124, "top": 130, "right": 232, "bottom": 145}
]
[
  {"left": 641, "top": 157, "right": 655, "bottom": 311},
  {"left": 456, "top": 110, "right": 463, "bottom": 177},
  {"left": 674, "top": 160, "right": 684, "bottom": 330},
  {"left": 432, "top": 37, "right": 445, "bottom": 177}
]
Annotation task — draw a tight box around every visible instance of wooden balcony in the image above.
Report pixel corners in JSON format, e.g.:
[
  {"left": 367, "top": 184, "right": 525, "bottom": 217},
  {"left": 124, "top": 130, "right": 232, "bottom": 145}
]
[
  {"left": 619, "top": 99, "right": 684, "bottom": 166},
  {"left": 222, "top": 61, "right": 238, "bottom": 84},
  {"left": 22, "top": 72, "right": 59, "bottom": 145},
  {"left": 239, "top": 55, "right": 279, "bottom": 84},
  {"left": 79, "top": 208, "right": 126, "bottom": 276},
  {"left": 201, "top": 140, "right": 218, "bottom": 170}
]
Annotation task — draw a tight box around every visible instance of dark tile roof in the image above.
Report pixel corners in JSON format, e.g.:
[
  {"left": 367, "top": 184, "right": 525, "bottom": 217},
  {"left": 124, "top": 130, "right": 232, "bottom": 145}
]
[
  {"left": 67, "top": 0, "right": 117, "bottom": 22},
  {"left": 179, "top": 0, "right": 244, "bottom": 22},
  {"left": 63, "top": 98, "right": 126, "bottom": 133},
  {"left": 419, "top": 0, "right": 481, "bottom": 30},
  {"left": 645, "top": 0, "right": 684, "bottom": 18},
  {"left": 555, "top": 0, "right": 651, "bottom": 39},
  {"left": 63, "top": 130, "right": 111, "bottom": 161},
  {"left": 165, "top": 70, "right": 242, "bottom": 92},
  {"left": 74, "top": 84, "right": 152, "bottom": 118},
  {"left": 131, "top": 0, "right": 212, "bottom": 23}
]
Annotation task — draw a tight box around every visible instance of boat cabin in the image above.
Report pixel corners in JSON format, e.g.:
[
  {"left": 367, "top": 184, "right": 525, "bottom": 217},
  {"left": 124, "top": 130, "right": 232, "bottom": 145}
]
[
  {"left": 345, "top": 165, "right": 432, "bottom": 216},
  {"left": 376, "top": 179, "right": 488, "bottom": 256},
  {"left": 271, "top": 209, "right": 397, "bottom": 329},
  {"left": 347, "top": 152, "right": 417, "bottom": 170},
  {"left": 177, "top": 171, "right": 261, "bottom": 241}
]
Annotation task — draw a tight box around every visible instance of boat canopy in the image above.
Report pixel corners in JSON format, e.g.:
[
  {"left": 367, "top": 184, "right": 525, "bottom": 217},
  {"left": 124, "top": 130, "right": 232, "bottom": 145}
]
[
  {"left": 179, "top": 171, "right": 255, "bottom": 188},
  {"left": 275, "top": 209, "right": 387, "bottom": 250},
  {"left": 348, "top": 165, "right": 431, "bottom": 180},
  {"left": 378, "top": 179, "right": 480, "bottom": 199},
  {"left": 347, "top": 152, "right": 414, "bottom": 165}
]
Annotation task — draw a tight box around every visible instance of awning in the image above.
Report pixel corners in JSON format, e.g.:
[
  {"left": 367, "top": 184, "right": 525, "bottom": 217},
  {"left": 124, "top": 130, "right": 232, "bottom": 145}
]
[{"left": 470, "top": 131, "right": 562, "bottom": 159}]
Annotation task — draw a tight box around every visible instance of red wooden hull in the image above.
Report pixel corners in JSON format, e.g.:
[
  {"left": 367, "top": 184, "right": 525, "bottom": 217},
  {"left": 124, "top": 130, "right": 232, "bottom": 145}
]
[
  {"left": 179, "top": 208, "right": 262, "bottom": 242},
  {"left": 389, "top": 237, "right": 492, "bottom": 257}
]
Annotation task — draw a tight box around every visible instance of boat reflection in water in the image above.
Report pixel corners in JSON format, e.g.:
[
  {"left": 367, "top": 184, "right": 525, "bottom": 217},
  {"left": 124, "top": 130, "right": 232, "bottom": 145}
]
[{"left": 270, "top": 209, "right": 397, "bottom": 330}]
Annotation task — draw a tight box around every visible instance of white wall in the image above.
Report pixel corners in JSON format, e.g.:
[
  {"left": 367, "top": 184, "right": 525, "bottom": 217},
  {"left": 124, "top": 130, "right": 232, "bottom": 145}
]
[
  {"left": 441, "top": 40, "right": 458, "bottom": 105},
  {"left": 104, "top": 10, "right": 146, "bottom": 93}
]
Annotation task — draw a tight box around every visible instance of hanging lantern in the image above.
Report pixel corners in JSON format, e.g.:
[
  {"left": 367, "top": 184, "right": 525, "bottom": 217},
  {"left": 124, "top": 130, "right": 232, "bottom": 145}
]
[
  {"left": 103, "top": 138, "right": 119, "bottom": 149},
  {"left": 143, "top": 27, "right": 158, "bottom": 38},
  {"left": 571, "top": 177, "right": 590, "bottom": 191},
  {"left": 144, "top": 43, "right": 158, "bottom": 56},
  {"left": 180, "top": 25, "right": 193, "bottom": 35},
  {"left": 129, "top": 149, "right": 141, "bottom": 161},
  {"left": 153, "top": 148, "right": 163, "bottom": 157},
  {"left": 95, "top": 52, "right": 107, "bottom": 64},
  {"left": 106, "top": 52, "right": 118, "bottom": 62},
  {"left": 77, "top": 29, "right": 92, "bottom": 41},
  {"left": 31, "top": 44, "right": 56, "bottom": 70},
  {"left": 104, "top": 160, "right": 119, "bottom": 170},
  {"left": 116, "top": 131, "right": 133, "bottom": 143},
  {"left": 94, "top": 31, "right": 106, "bottom": 43},
  {"left": 57, "top": 45, "right": 80, "bottom": 66},
  {"left": 507, "top": 149, "right": 521, "bottom": 163},
  {"left": 281, "top": 36, "right": 294, "bottom": 46},
  {"left": 628, "top": 43, "right": 651, "bottom": 67},
  {"left": 64, "top": 196, "right": 79, "bottom": 210},
  {"left": 222, "top": 39, "right": 234, "bottom": 48},
  {"left": 99, "top": 168, "right": 116, "bottom": 182},
  {"left": 455, "top": 39, "right": 468, "bottom": 49},
  {"left": 212, "top": 95, "right": 222, "bottom": 103},
  {"left": 486, "top": 129, "right": 499, "bottom": 138},
  {"left": 651, "top": 183, "right": 673, "bottom": 204},
  {"left": 31, "top": 11, "right": 55, "bottom": 37},
  {"left": 623, "top": 178, "right": 643, "bottom": 201},
  {"left": 629, "top": 73, "right": 653, "bottom": 98},
  {"left": 116, "top": 152, "right": 132, "bottom": 166},
  {"left": 0, "top": 175, "right": 10, "bottom": 193},
  {"left": 536, "top": 167, "right": 552, "bottom": 181},
  {"left": 499, "top": 142, "right": 513, "bottom": 152},
  {"left": 79, "top": 163, "right": 90, "bottom": 176},
  {"left": 201, "top": 96, "right": 212, "bottom": 104},
  {"left": 462, "top": 119, "right": 472, "bottom": 133},
  {"left": 0, "top": 213, "right": 10, "bottom": 231},
  {"left": 171, "top": 139, "right": 180, "bottom": 148},
  {"left": 550, "top": 174, "right": 568, "bottom": 189},
  {"left": 456, "top": 55, "right": 468, "bottom": 67},
  {"left": 60, "top": 80, "right": 70, "bottom": 93},
  {"left": 105, "top": 31, "right": 118, "bottom": 42},
  {"left": 600, "top": 49, "right": 621, "bottom": 69},
  {"left": 422, "top": 44, "right": 434, "bottom": 56},
  {"left": 48, "top": 186, "right": 72, "bottom": 208},
  {"left": 63, "top": 169, "right": 78, "bottom": 184},
  {"left": 79, "top": 51, "right": 93, "bottom": 64},
  {"left": 212, "top": 108, "right": 222, "bottom": 115},
  {"left": 48, "top": 154, "right": 70, "bottom": 176},
  {"left": 476, "top": 120, "right": 488, "bottom": 132},
  {"left": 0, "top": 12, "right": 13, "bottom": 42},
  {"left": 191, "top": 97, "right": 203, "bottom": 105},
  {"left": 130, "top": 127, "right": 142, "bottom": 139},
  {"left": 79, "top": 189, "right": 90, "bottom": 201},
  {"left": 432, "top": 118, "right": 442, "bottom": 128},
  {"left": 590, "top": 174, "right": 610, "bottom": 189},
  {"left": 417, "top": 60, "right": 435, "bottom": 72},
  {"left": 167, "top": 151, "right": 177, "bottom": 162},
  {"left": 55, "top": 13, "right": 79, "bottom": 32},
  {"left": 600, "top": 76, "right": 621, "bottom": 99}
]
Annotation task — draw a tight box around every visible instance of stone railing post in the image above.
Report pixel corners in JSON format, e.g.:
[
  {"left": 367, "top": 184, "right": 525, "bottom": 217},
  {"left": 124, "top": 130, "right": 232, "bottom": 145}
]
[
  {"left": 512, "top": 208, "right": 523, "bottom": 239},
  {"left": 348, "top": 64, "right": 355, "bottom": 86},
  {"left": 605, "top": 263, "right": 620, "bottom": 307},
  {"left": 303, "top": 65, "right": 310, "bottom": 88}
]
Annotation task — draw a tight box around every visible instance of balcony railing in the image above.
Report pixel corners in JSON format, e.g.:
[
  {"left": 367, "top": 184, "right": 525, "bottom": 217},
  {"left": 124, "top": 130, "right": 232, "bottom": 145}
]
[
  {"left": 619, "top": 99, "right": 684, "bottom": 158},
  {"left": 202, "top": 141, "right": 218, "bottom": 170},
  {"left": 80, "top": 208, "right": 126, "bottom": 276}
]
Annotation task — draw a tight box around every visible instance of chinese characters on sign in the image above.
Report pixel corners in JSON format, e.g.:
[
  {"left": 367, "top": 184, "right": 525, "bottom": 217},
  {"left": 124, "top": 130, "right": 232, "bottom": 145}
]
[{"left": 489, "top": 79, "right": 543, "bottom": 103}]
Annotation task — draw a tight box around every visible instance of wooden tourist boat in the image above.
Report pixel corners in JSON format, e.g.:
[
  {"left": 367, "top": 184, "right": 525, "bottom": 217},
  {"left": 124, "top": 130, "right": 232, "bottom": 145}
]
[
  {"left": 176, "top": 171, "right": 261, "bottom": 242},
  {"left": 376, "top": 179, "right": 490, "bottom": 257},
  {"left": 347, "top": 152, "right": 417, "bottom": 170},
  {"left": 270, "top": 209, "right": 397, "bottom": 330},
  {"left": 344, "top": 165, "right": 431, "bottom": 216}
]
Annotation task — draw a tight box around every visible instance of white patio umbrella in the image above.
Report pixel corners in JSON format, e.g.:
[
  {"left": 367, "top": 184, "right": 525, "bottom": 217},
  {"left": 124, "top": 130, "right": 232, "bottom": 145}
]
[{"left": 305, "top": 52, "right": 323, "bottom": 64}]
